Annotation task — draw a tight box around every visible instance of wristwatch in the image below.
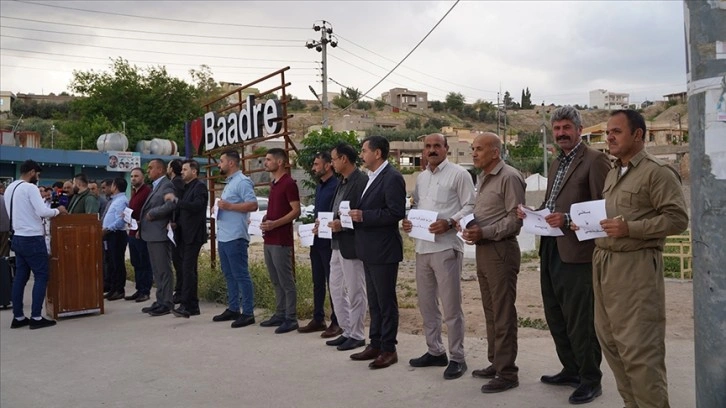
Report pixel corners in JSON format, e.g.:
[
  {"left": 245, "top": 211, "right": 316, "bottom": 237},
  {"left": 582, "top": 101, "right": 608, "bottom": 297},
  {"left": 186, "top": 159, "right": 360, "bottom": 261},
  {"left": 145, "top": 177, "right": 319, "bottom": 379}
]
[{"left": 447, "top": 218, "right": 455, "bottom": 230}]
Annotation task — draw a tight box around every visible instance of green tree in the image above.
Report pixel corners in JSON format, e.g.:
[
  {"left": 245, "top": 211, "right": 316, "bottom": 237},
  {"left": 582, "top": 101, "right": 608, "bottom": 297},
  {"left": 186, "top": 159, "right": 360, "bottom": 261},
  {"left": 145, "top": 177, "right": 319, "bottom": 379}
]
[
  {"left": 287, "top": 94, "right": 306, "bottom": 111},
  {"left": 425, "top": 117, "right": 450, "bottom": 130},
  {"left": 69, "top": 57, "right": 203, "bottom": 154},
  {"left": 355, "top": 100, "right": 372, "bottom": 110},
  {"left": 343, "top": 87, "right": 362, "bottom": 101},
  {"left": 503, "top": 91, "right": 514, "bottom": 109},
  {"left": 332, "top": 95, "right": 351, "bottom": 109},
  {"left": 445, "top": 92, "right": 465, "bottom": 113},
  {"left": 297, "top": 127, "right": 360, "bottom": 189},
  {"left": 405, "top": 117, "right": 422, "bottom": 129},
  {"left": 374, "top": 98, "right": 386, "bottom": 110},
  {"left": 520, "top": 87, "right": 533, "bottom": 109},
  {"left": 430, "top": 100, "right": 445, "bottom": 112}
]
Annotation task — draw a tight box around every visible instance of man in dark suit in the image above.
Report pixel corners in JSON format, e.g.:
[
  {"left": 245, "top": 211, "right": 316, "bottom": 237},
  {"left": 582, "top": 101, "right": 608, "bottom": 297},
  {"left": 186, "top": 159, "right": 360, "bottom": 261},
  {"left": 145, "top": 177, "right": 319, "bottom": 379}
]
[
  {"left": 170, "top": 160, "right": 208, "bottom": 318},
  {"left": 138, "top": 159, "right": 177, "bottom": 316},
  {"left": 517, "top": 106, "right": 610, "bottom": 404},
  {"left": 348, "top": 136, "right": 406, "bottom": 369},
  {"left": 167, "top": 159, "right": 185, "bottom": 305}
]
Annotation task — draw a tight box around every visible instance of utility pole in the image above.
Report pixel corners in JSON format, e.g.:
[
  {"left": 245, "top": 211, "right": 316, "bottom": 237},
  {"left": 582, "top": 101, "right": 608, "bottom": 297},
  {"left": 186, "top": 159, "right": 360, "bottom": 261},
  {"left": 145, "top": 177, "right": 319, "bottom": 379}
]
[
  {"left": 50, "top": 124, "right": 55, "bottom": 149},
  {"left": 306, "top": 21, "right": 338, "bottom": 128},
  {"left": 684, "top": 1, "right": 726, "bottom": 407},
  {"left": 496, "top": 91, "right": 501, "bottom": 137},
  {"left": 541, "top": 102, "right": 548, "bottom": 176}
]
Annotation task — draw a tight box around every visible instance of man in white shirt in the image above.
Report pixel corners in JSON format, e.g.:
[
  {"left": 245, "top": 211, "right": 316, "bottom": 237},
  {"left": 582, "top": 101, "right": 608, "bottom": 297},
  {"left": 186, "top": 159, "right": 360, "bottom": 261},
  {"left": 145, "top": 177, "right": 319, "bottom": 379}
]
[
  {"left": 402, "top": 133, "right": 475, "bottom": 380},
  {"left": 4, "top": 160, "right": 67, "bottom": 329}
]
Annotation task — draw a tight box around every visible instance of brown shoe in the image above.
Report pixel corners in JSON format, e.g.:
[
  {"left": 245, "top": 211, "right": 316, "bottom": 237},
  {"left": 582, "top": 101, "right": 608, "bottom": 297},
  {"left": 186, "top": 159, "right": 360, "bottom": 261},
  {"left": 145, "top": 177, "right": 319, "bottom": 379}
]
[
  {"left": 480, "top": 377, "right": 519, "bottom": 393},
  {"left": 320, "top": 323, "right": 343, "bottom": 338},
  {"left": 472, "top": 365, "right": 497, "bottom": 379},
  {"left": 297, "top": 319, "right": 327, "bottom": 333},
  {"left": 369, "top": 351, "right": 398, "bottom": 369},
  {"left": 350, "top": 345, "right": 381, "bottom": 361}
]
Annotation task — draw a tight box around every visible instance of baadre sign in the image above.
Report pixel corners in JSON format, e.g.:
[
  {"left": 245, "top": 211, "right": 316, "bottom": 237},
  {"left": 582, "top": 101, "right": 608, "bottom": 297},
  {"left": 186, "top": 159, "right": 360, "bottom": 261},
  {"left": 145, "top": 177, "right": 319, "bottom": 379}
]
[{"left": 203, "top": 94, "right": 282, "bottom": 151}]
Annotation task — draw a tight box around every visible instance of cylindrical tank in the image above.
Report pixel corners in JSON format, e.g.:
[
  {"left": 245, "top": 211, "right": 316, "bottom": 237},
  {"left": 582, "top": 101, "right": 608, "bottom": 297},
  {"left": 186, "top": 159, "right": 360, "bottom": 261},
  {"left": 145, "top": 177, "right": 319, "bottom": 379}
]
[
  {"left": 135, "top": 140, "right": 152, "bottom": 155},
  {"left": 149, "top": 138, "right": 178, "bottom": 156},
  {"left": 96, "top": 132, "right": 128, "bottom": 152}
]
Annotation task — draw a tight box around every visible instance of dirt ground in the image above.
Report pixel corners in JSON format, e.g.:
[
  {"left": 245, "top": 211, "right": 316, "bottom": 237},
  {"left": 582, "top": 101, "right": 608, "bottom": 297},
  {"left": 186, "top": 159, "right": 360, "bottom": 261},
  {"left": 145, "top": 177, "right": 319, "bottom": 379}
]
[{"left": 272, "top": 240, "right": 694, "bottom": 341}]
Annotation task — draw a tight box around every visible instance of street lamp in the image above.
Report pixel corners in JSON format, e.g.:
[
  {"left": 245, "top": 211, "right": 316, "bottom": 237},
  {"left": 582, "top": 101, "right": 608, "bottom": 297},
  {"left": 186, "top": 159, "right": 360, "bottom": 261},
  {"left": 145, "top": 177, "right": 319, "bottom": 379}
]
[{"left": 50, "top": 124, "right": 55, "bottom": 149}]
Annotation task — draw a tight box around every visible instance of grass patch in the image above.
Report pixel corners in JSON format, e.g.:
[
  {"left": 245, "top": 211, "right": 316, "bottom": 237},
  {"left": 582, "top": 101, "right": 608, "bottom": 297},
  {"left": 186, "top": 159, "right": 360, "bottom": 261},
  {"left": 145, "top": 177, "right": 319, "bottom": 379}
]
[
  {"left": 517, "top": 317, "right": 548, "bottom": 330},
  {"left": 521, "top": 250, "right": 539, "bottom": 262}
]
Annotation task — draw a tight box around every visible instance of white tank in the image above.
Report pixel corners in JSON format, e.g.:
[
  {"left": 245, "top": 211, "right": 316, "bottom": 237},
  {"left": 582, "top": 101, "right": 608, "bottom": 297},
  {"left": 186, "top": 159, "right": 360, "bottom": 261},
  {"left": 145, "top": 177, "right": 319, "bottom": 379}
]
[
  {"left": 96, "top": 132, "right": 128, "bottom": 152},
  {"left": 149, "top": 138, "right": 178, "bottom": 156},
  {"left": 135, "top": 140, "right": 152, "bottom": 154}
]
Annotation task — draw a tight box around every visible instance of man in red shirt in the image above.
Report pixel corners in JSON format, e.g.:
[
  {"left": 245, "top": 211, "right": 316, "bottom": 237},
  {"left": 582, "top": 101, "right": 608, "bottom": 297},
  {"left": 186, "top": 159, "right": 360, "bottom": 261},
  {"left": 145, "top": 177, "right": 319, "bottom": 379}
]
[
  {"left": 125, "top": 167, "right": 153, "bottom": 303},
  {"left": 259, "top": 148, "right": 301, "bottom": 334}
]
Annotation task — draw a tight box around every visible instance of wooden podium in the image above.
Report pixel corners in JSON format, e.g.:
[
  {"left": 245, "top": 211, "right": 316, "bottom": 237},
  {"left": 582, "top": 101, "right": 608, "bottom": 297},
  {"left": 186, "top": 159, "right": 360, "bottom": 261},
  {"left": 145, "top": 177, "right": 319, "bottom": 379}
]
[{"left": 46, "top": 214, "right": 105, "bottom": 319}]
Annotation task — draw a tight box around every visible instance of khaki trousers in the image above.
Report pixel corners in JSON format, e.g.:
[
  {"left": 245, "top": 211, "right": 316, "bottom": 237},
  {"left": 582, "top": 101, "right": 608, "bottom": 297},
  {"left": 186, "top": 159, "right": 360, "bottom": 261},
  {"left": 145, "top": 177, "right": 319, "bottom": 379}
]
[
  {"left": 329, "top": 249, "right": 367, "bottom": 341},
  {"left": 475, "top": 237, "right": 520, "bottom": 382},
  {"left": 593, "top": 247, "right": 669, "bottom": 408},
  {"left": 415, "top": 249, "right": 465, "bottom": 362}
]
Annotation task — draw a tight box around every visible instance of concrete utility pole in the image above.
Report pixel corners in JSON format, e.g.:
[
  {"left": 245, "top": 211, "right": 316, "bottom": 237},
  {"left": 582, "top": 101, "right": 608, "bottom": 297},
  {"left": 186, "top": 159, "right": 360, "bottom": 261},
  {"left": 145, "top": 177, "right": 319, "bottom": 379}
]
[
  {"left": 684, "top": 2, "right": 726, "bottom": 407},
  {"left": 541, "top": 102, "right": 548, "bottom": 176},
  {"left": 306, "top": 21, "right": 338, "bottom": 128}
]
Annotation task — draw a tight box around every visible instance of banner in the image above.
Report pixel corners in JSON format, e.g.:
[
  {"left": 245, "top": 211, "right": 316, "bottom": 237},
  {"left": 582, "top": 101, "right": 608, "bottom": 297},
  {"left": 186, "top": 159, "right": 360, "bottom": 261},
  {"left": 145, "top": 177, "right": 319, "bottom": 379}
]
[{"left": 107, "top": 151, "right": 141, "bottom": 172}]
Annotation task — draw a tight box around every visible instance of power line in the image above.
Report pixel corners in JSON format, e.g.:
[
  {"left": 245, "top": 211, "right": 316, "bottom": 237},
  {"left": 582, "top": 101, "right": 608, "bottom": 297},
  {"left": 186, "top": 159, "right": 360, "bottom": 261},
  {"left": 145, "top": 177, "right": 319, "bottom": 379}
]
[
  {"left": 0, "top": 35, "right": 316, "bottom": 62},
  {"left": 0, "top": 27, "right": 302, "bottom": 48},
  {"left": 342, "top": 0, "right": 461, "bottom": 111},
  {"left": 0, "top": 47, "right": 317, "bottom": 64},
  {"left": 15, "top": 0, "right": 310, "bottom": 30},
  {"left": 335, "top": 35, "right": 498, "bottom": 95},
  {"left": 0, "top": 15, "right": 303, "bottom": 42}
]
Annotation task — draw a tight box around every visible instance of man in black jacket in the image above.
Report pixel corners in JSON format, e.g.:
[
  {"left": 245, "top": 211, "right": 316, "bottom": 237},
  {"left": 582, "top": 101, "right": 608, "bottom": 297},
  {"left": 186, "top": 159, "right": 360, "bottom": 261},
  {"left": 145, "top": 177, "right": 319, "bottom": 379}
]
[
  {"left": 169, "top": 160, "right": 208, "bottom": 318},
  {"left": 167, "top": 159, "right": 185, "bottom": 304},
  {"left": 349, "top": 136, "right": 406, "bottom": 369}
]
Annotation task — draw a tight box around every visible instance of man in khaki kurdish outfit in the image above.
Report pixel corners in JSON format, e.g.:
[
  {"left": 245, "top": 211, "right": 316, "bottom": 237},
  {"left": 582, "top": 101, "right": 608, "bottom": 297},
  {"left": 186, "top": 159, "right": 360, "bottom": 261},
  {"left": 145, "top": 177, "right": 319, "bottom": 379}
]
[
  {"left": 403, "top": 133, "right": 475, "bottom": 380},
  {"left": 462, "top": 133, "right": 525, "bottom": 394},
  {"left": 583, "top": 109, "right": 688, "bottom": 408}
]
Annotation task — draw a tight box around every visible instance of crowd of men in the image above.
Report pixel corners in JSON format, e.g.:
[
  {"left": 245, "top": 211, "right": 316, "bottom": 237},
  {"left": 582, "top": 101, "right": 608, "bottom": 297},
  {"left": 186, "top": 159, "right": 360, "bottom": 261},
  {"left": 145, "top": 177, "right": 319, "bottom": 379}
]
[{"left": 2, "top": 108, "right": 687, "bottom": 407}]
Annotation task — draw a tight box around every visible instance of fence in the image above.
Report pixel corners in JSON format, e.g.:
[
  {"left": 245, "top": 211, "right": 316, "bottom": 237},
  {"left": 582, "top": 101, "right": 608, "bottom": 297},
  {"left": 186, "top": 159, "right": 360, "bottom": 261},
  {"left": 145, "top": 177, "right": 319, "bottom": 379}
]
[{"left": 664, "top": 232, "right": 692, "bottom": 279}]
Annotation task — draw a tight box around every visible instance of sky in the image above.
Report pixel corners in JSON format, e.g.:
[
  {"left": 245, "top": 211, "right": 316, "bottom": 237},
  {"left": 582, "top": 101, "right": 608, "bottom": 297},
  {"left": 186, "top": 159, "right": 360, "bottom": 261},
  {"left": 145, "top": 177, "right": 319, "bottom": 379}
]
[{"left": 0, "top": 0, "right": 687, "bottom": 107}]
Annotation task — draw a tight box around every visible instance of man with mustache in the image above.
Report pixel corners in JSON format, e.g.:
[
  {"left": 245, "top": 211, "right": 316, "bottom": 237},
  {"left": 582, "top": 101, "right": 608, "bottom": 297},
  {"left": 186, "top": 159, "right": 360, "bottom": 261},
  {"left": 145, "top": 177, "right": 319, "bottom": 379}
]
[
  {"left": 402, "top": 133, "right": 475, "bottom": 380},
  {"left": 68, "top": 173, "right": 99, "bottom": 214},
  {"left": 517, "top": 106, "right": 610, "bottom": 404}
]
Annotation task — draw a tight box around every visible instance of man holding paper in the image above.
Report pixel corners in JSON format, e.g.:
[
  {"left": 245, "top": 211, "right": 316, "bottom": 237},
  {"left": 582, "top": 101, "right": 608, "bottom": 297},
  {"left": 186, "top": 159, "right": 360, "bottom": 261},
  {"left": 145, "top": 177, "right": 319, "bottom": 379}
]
[
  {"left": 101, "top": 178, "right": 129, "bottom": 301},
  {"left": 324, "top": 143, "right": 369, "bottom": 351},
  {"left": 462, "top": 133, "right": 525, "bottom": 394},
  {"left": 402, "top": 133, "right": 475, "bottom": 380},
  {"left": 517, "top": 106, "right": 610, "bottom": 405},
  {"left": 212, "top": 150, "right": 259, "bottom": 328},
  {"left": 298, "top": 151, "right": 340, "bottom": 335},
  {"left": 348, "top": 136, "right": 406, "bottom": 369},
  {"left": 125, "top": 167, "right": 152, "bottom": 303},
  {"left": 588, "top": 109, "right": 688, "bottom": 408}
]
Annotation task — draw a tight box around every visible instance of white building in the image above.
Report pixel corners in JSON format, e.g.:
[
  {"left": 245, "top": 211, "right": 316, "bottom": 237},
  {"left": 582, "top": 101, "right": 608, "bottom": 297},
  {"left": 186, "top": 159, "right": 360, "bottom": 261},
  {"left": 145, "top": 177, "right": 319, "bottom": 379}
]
[{"left": 589, "top": 89, "right": 630, "bottom": 110}]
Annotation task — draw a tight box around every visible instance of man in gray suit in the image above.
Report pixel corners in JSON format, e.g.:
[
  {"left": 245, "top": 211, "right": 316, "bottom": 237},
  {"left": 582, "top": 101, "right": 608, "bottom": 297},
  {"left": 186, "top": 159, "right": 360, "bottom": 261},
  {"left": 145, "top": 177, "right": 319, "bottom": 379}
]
[{"left": 138, "top": 159, "right": 177, "bottom": 316}]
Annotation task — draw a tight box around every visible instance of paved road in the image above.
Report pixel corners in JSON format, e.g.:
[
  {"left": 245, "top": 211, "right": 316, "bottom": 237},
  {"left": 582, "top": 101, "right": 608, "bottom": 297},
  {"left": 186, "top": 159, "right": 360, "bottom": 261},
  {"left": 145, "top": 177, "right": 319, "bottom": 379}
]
[{"left": 1, "top": 281, "right": 695, "bottom": 408}]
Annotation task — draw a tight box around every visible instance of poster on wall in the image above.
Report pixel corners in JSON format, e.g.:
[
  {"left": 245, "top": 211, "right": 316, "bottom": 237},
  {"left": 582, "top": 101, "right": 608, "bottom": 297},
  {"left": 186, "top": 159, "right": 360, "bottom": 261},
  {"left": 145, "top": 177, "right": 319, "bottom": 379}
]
[{"left": 107, "top": 151, "right": 141, "bottom": 172}]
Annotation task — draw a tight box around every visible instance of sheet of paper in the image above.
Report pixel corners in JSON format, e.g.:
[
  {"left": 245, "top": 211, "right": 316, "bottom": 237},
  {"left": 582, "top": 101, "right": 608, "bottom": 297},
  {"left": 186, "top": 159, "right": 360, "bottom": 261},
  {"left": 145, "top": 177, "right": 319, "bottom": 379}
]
[
  {"left": 339, "top": 200, "right": 353, "bottom": 229},
  {"left": 407, "top": 209, "right": 438, "bottom": 242},
  {"left": 167, "top": 223, "right": 176, "bottom": 246},
  {"left": 129, "top": 219, "right": 138, "bottom": 230},
  {"left": 521, "top": 207, "right": 564, "bottom": 237},
  {"left": 317, "top": 212, "right": 334, "bottom": 239},
  {"left": 570, "top": 199, "right": 608, "bottom": 241},
  {"left": 457, "top": 213, "right": 476, "bottom": 241},
  {"left": 298, "top": 223, "right": 315, "bottom": 247},
  {"left": 249, "top": 211, "right": 265, "bottom": 236},
  {"left": 122, "top": 207, "right": 134, "bottom": 224},
  {"left": 211, "top": 198, "right": 221, "bottom": 219}
]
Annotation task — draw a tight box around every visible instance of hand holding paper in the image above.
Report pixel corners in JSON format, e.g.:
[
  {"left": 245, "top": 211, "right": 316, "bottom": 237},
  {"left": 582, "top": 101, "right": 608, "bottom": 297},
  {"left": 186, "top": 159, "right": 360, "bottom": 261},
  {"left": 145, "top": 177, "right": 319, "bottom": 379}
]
[
  {"left": 520, "top": 206, "right": 564, "bottom": 237},
  {"left": 298, "top": 224, "right": 315, "bottom": 247},
  {"left": 317, "top": 212, "right": 334, "bottom": 239},
  {"left": 407, "top": 209, "right": 438, "bottom": 242},
  {"left": 248, "top": 211, "right": 265, "bottom": 236},
  {"left": 570, "top": 199, "right": 608, "bottom": 241},
  {"left": 339, "top": 201, "right": 354, "bottom": 229}
]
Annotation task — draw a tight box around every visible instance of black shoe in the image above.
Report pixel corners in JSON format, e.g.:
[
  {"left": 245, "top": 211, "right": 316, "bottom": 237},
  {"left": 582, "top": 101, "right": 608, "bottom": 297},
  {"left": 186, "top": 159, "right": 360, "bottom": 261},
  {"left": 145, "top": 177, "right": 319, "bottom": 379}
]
[
  {"left": 172, "top": 292, "right": 182, "bottom": 304},
  {"left": 141, "top": 302, "right": 160, "bottom": 313},
  {"left": 231, "top": 314, "right": 255, "bottom": 328},
  {"left": 135, "top": 294, "right": 150, "bottom": 303},
  {"left": 172, "top": 306, "right": 191, "bottom": 318},
  {"left": 472, "top": 365, "right": 497, "bottom": 379},
  {"left": 29, "top": 317, "right": 57, "bottom": 330},
  {"left": 274, "top": 320, "right": 299, "bottom": 334},
  {"left": 148, "top": 306, "right": 171, "bottom": 316},
  {"left": 569, "top": 384, "right": 602, "bottom": 405},
  {"left": 409, "top": 352, "right": 449, "bottom": 367},
  {"left": 10, "top": 317, "right": 29, "bottom": 329},
  {"left": 481, "top": 377, "right": 519, "bottom": 393},
  {"left": 337, "top": 338, "right": 365, "bottom": 351},
  {"left": 212, "top": 309, "right": 241, "bottom": 322},
  {"left": 326, "top": 335, "right": 348, "bottom": 346},
  {"left": 106, "top": 291, "right": 125, "bottom": 301},
  {"left": 541, "top": 371, "right": 581, "bottom": 387},
  {"left": 260, "top": 315, "right": 285, "bottom": 327},
  {"left": 444, "top": 361, "right": 468, "bottom": 380},
  {"left": 124, "top": 291, "right": 140, "bottom": 301}
]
